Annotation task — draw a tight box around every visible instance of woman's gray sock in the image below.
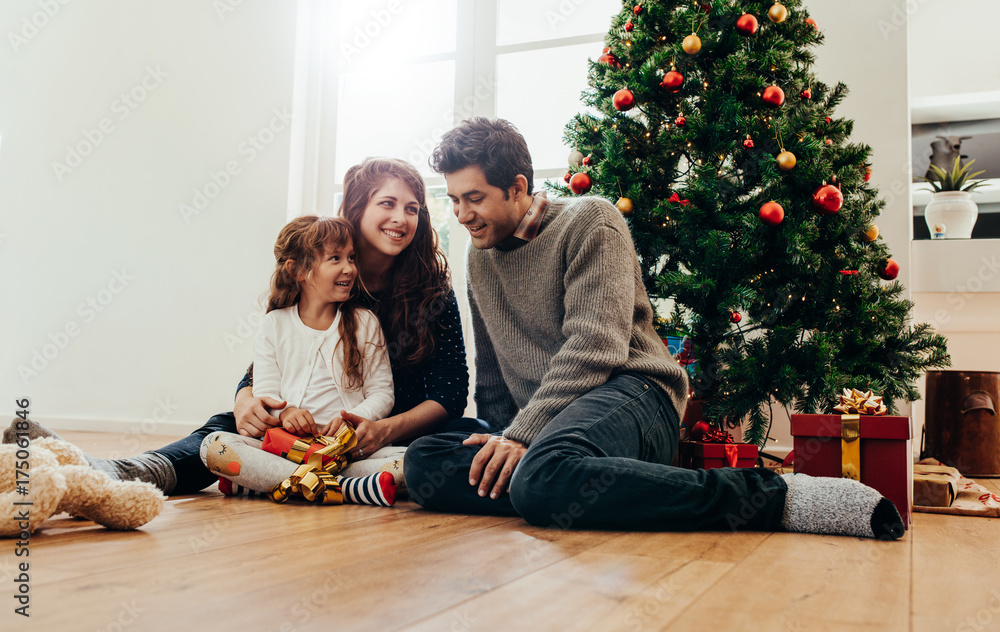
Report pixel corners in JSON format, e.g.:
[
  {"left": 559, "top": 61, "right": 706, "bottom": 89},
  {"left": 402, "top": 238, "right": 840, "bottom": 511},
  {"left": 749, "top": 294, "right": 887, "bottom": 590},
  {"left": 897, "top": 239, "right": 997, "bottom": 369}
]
[
  {"left": 780, "top": 473, "right": 904, "bottom": 539},
  {"left": 86, "top": 452, "right": 178, "bottom": 495},
  {"left": 4, "top": 417, "right": 177, "bottom": 494},
  {"left": 3, "top": 418, "right": 62, "bottom": 443}
]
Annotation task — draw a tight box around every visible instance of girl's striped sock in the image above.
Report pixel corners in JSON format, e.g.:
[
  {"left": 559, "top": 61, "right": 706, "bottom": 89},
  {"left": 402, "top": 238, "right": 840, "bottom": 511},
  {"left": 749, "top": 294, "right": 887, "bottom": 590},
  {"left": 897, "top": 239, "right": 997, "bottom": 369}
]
[{"left": 340, "top": 472, "right": 396, "bottom": 507}]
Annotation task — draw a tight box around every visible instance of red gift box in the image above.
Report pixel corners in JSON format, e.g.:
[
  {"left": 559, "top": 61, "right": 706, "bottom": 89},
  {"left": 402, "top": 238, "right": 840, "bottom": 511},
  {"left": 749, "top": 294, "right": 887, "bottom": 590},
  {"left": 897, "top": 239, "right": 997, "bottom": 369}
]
[
  {"left": 790, "top": 414, "right": 913, "bottom": 529},
  {"left": 679, "top": 441, "right": 758, "bottom": 470}
]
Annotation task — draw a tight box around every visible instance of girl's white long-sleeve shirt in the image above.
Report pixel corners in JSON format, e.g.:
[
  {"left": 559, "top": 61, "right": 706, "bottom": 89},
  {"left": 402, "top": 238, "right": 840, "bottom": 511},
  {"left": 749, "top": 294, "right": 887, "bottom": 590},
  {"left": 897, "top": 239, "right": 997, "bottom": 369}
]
[{"left": 252, "top": 305, "right": 394, "bottom": 422}]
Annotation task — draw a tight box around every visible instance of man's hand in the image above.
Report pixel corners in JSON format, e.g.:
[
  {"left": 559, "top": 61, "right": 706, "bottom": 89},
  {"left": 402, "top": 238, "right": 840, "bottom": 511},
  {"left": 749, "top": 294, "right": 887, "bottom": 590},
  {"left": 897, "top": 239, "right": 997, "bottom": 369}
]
[
  {"left": 464, "top": 434, "right": 527, "bottom": 500},
  {"left": 280, "top": 407, "right": 318, "bottom": 436},
  {"left": 342, "top": 411, "right": 392, "bottom": 459},
  {"left": 234, "top": 387, "right": 285, "bottom": 438}
]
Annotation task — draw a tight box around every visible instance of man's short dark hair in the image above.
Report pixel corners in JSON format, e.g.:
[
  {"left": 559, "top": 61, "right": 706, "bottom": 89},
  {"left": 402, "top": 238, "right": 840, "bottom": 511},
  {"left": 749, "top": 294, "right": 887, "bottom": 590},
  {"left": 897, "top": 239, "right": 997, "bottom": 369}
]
[{"left": 430, "top": 117, "right": 534, "bottom": 197}]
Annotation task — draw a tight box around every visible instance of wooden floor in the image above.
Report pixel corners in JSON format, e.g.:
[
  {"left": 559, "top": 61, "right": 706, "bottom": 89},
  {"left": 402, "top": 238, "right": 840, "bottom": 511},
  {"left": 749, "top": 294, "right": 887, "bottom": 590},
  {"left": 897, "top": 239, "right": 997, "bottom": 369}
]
[{"left": 4, "top": 431, "right": 1000, "bottom": 631}]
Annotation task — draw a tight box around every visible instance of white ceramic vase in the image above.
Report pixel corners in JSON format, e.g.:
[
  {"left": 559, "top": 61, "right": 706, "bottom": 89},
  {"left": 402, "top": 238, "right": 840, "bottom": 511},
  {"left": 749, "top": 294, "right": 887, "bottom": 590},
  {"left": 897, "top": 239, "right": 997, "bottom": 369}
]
[{"left": 924, "top": 191, "right": 979, "bottom": 239}]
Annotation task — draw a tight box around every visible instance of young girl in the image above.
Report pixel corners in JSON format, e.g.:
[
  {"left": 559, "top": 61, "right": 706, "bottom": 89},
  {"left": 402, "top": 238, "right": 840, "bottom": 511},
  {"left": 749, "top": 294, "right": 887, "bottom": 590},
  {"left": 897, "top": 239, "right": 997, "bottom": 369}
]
[{"left": 199, "top": 216, "right": 398, "bottom": 506}]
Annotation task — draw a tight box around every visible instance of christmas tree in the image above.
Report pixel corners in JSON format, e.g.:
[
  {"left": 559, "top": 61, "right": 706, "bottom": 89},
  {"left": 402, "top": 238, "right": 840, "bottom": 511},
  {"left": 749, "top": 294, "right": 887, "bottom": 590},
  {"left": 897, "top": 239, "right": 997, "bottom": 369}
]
[{"left": 557, "top": 0, "right": 950, "bottom": 445}]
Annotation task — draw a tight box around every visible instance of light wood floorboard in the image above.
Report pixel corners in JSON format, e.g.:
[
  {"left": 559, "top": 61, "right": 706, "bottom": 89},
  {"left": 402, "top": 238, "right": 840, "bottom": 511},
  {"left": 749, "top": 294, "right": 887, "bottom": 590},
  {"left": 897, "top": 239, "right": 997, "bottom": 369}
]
[{"left": 2, "top": 431, "right": 999, "bottom": 631}]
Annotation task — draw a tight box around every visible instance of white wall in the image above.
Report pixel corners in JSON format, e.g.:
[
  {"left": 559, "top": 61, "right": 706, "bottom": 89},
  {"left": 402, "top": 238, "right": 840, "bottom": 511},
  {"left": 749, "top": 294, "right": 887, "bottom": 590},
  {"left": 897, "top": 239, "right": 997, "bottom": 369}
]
[
  {"left": 0, "top": 0, "right": 298, "bottom": 434},
  {"left": 908, "top": 0, "right": 1000, "bottom": 99},
  {"left": 907, "top": 0, "right": 1000, "bottom": 445}
]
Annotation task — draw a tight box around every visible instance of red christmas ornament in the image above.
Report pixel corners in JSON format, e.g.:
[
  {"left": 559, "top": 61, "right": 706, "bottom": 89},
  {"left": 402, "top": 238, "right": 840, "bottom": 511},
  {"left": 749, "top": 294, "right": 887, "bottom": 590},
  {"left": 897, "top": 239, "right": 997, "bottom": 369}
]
[
  {"left": 613, "top": 88, "right": 636, "bottom": 111},
  {"left": 759, "top": 201, "right": 784, "bottom": 225},
  {"left": 582, "top": 156, "right": 593, "bottom": 166},
  {"left": 563, "top": 172, "right": 571, "bottom": 183},
  {"left": 701, "top": 2, "right": 712, "bottom": 12},
  {"left": 825, "top": 116, "right": 831, "bottom": 123},
  {"left": 691, "top": 420, "right": 711, "bottom": 441},
  {"left": 675, "top": 116, "right": 687, "bottom": 126},
  {"left": 599, "top": 48, "right": 622, "bottom": 68},
  {"left": 743, "top": 138, "right": 754, "bottom": 149},
  {"left": 736, "top": 13, "right": 759, "bottom": 35},
  {"left": 762, "top": 85, "right": 785, "bottom": 107},
  {"left": 569, "top": 172, "right": 593, "bottom": 194},
  {"left": 633, "top": 4, "right": 643, "bottom": 15},
  {"left": 661, "top": 70, "right": 684, "bottom": 92},
  {"left": 800, "top": 88, "right": 812, "bottom": 100},
  {"left": 812, "top": 184, "right": 843, "bottom": 215},
  {"left": 879, "top": 259, "right": 900, "bottom": 281},
  {"left": 863, "top": 165, "right": 872, "bottom": 182},
  {"left": 805, "top": 17, "right": 817, "bottom": 28},
  {"left": 825, "top": 138, "right": 833, "bottom": 146},
  {"left": 625, "top": 21, "right": 634, "bottom": 32},
  {"left": 730, "top": 311, "right": 742, "bottom": 324}
]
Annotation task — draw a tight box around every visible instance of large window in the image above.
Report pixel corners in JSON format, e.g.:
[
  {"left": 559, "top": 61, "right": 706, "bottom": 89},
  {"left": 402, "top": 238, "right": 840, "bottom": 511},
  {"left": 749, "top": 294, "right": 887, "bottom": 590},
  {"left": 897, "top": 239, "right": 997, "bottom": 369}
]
[{"left": 295, "top": 0, "right": 619, "bottom": 411}]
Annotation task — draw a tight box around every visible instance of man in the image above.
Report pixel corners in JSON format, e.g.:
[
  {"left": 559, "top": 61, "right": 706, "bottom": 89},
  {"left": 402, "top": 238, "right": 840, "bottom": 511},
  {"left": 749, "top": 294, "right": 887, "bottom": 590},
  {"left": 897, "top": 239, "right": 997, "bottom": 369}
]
[{"left": 403, "top": 117, "right": 904, "bottom": 539}]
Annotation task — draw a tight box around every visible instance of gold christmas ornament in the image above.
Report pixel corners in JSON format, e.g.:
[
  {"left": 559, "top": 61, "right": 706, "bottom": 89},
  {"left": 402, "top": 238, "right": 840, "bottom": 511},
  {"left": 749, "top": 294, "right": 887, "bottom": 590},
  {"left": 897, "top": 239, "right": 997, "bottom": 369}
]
[
  {"left": 768, "top": 3, "right": 787, "bottom": 23},
  {"left": 682, "top": 33, "right": 702, "bottom": 54},
  {"left": 863, "top": 224, "right": 879, "bottom": 242},
  {"left": 776, "top": 150, "right": 797, "bottom": 171},
  {"left": 616, "top": 197, "right": 634, "bottom": 216}
]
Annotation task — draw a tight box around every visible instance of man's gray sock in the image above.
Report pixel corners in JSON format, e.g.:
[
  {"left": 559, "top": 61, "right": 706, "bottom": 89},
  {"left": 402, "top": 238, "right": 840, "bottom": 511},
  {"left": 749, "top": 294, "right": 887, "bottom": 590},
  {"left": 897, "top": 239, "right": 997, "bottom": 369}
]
[
  {"left": 3, "top": 418, "right": 62, "bottom": 443},
  {"left": 780, "top": 473, "right": 904, "bottom": 540},
  {"left": 87, "top": 452, "right": 178, "bottom": 495}
]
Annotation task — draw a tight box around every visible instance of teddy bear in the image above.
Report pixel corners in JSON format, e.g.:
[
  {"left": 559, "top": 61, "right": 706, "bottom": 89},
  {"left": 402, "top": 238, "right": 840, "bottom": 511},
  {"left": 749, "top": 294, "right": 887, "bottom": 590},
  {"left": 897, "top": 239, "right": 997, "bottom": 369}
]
[{"left": 1, "top": 437, "right": 165, "bottom": 537}]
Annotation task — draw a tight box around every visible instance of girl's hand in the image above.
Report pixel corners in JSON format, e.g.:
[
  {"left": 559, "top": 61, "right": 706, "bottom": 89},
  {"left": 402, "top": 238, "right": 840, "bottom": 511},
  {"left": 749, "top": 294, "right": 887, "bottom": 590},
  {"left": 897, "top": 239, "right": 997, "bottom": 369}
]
[
  {"left": 342, "top": 411, "right": 392, "bottom": 460},
  {"left": 280, "top": 407, "right": 318, "bottom": 436},
  {"left": 318, "top": 417, "right": 346, "bottom": 437}
]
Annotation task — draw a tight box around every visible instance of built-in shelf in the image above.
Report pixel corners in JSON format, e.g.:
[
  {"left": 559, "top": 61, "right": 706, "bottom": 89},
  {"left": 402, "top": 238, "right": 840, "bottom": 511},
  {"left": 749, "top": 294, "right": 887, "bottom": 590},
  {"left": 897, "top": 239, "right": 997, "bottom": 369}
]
[{"left": 910, "top": 238, "right": 1000, "bottom": 293}]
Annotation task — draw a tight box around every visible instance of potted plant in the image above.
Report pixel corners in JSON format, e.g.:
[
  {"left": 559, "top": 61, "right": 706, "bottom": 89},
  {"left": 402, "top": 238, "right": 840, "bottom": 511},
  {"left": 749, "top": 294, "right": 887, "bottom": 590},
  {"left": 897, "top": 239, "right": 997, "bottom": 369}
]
[{"left": 920, "top": 156, "right": 987, "bottom": 239}]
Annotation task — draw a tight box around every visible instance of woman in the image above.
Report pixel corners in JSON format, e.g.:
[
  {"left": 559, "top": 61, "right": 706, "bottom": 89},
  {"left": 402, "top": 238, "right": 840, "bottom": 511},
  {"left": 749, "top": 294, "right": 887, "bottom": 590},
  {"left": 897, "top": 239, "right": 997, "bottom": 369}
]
[{"left": 7, "top": 158, "right": 472, "bottom": 495}]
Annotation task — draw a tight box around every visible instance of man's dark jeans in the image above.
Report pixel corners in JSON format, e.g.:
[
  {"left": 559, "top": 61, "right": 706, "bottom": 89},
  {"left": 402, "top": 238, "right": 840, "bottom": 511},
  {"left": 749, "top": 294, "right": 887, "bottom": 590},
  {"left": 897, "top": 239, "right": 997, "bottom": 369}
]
[{"left": 404, "top": 373, "right": 787, "bottom": 531}]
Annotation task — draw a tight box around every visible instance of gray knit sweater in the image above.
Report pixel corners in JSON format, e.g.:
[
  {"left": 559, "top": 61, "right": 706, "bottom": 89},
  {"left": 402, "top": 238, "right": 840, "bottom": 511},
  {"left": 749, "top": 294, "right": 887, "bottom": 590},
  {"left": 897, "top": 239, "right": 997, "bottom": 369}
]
[{"left": 467, "top": 195, "right": 689, "bottom": 446}]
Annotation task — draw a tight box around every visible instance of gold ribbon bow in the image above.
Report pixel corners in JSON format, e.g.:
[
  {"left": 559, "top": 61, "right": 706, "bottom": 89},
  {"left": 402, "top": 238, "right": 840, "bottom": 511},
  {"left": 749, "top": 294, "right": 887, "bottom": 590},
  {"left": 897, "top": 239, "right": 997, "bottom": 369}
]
[
  {"left": 833, "top": 388, "right": 887, "bottom": 416},
  {"left": 269, "top": 424, "right": 358, "bottom": 504}
]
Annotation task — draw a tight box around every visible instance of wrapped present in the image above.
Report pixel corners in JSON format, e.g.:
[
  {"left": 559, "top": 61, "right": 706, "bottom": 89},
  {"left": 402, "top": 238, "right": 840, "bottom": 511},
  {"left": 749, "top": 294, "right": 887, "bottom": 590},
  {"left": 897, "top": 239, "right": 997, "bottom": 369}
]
[
  {"left": 679, "top": 430, "right": 758, "bottom": 470},
  {"left": 261, "top": 425, "right": 358, "bottom": 504},
  {"left": 913, "top": 463, "right": 960, "bottom": 508},
  {"left": 262, "top": 425, "right": 357, "bottom": 475},
  {"left": 791, "top": 412, "right": 913, "bottom": 529}
]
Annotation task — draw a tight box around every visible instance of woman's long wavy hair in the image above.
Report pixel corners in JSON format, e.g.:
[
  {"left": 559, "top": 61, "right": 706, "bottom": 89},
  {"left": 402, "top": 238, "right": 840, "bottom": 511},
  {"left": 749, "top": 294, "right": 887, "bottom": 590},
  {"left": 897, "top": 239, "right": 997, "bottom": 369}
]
[
  {"left": 340, "top": 158, "right": 451, "bottom": 367},
  {"left": 267, "top": 216, "right": 365, "bottom": 390}
]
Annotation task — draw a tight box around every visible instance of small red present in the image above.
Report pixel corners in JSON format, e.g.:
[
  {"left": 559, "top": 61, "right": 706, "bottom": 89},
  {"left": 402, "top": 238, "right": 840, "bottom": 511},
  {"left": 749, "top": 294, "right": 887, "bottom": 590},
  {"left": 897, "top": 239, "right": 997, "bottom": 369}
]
[
  {"left": 679, "top": 440, "right": 758, "bottom": 470},
  {"left": 790, "top": 413, "right": 913, "bottom": 529},
  {"left": 261, "top": 426, "right": 356, "bottom": 474}
]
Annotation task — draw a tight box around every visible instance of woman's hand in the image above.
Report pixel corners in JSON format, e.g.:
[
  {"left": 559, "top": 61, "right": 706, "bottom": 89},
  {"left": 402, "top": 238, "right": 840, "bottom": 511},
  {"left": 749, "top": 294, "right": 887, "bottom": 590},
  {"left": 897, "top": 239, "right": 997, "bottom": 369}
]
[
  {"left": 342, "top": 411, "right": 393, "bottom": 460},
  {"left": 234, "top": 387, "right": 285, "bottom": 438},
  {"left": 280, "top": 407, "right": 318, "bottom": 436}
]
